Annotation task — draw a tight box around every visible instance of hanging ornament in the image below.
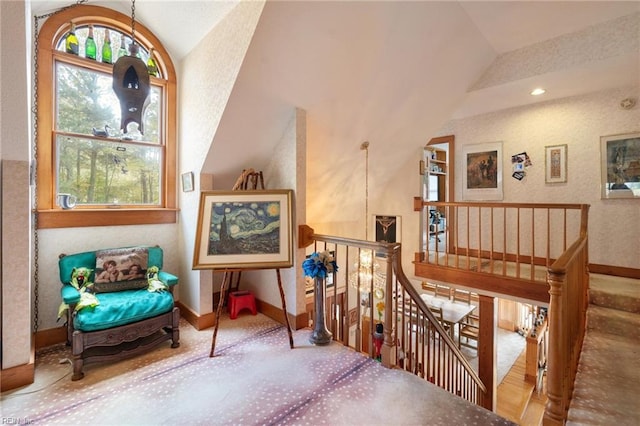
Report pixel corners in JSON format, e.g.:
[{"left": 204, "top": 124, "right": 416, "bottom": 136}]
[{"left": 112, "top": 0, "right": 150, "bottom": 134}]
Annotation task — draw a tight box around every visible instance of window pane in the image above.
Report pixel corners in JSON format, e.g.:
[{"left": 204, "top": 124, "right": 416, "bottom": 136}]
[
  {"left": 56, "top": 135, "right": 162, "bottom": 205},
  {"left": 55, "top": 61, "right": 161, "bottom": 143}
]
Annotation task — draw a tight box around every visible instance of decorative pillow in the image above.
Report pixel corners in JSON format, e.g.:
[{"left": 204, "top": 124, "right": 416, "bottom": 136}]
[{"left": 93, "top": 247, "right": 150, "bottom": 293}]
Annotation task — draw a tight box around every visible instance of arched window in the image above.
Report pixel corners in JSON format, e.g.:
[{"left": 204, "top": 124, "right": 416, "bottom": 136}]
[{"left": 36, "top": 5, "right": 176, "bottom": 228}]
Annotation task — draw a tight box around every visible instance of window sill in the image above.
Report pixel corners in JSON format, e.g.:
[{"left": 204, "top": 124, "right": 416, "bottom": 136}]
[{"left": 36, "top": 208, "right": 178, "bottom": 229}]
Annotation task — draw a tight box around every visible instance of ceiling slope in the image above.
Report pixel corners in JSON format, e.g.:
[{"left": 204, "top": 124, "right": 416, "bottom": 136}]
[
  {"left": 204, "top": 1, "right": 496, "bottom": 189},
  {"left": 204, "top": 2, "right": 639, "bottom": 193}
]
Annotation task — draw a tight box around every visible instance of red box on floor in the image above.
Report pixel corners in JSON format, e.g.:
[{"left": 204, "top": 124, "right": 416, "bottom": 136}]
[{"left": 228, "top": 291, "right": 257, "bottom": 319}]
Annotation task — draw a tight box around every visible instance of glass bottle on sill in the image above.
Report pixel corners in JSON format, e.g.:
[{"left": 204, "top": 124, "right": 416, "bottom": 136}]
[
  {"left": 85, "top": 25, "right": 97, "bottom": 60},
  {"left": 101, "top": 29, "right": 112, "bottom": 64},
  {"left": 118, "top": 34, "right": 128, "bottom": 59},
  {"left": 146, "top": 48, "right": 159, "bottom": 77},
  {"left": 65, "top": 22, "right": 79, "bottom": 55}
]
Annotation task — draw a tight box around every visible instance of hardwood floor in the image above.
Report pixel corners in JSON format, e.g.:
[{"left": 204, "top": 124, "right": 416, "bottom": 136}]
[{"left": 497, "top": 350, "right": 547, "bottom": 425}]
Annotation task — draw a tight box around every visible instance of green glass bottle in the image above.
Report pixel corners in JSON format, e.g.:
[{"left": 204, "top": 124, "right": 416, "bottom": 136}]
[
  {"left": 65, "top": 22, "right": 79, "bottom": 55},
  {"left": 146, "top": 48, "right": 159, "bottom": 77},
  {"left": 118, "top": 34, "right": 128, "bottom": 59},
  {"left": 101, "top": 29, "right": 112, "bottom": 64},
  {"left": 85, "top": 25, "right": 97, "bottom": 60}
]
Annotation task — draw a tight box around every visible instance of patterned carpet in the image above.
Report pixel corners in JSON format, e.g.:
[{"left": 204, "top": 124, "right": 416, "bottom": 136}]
[
  {"left": 2, "top": 314, "right": 514, "bottom": 425},
  {"left": 566, "top": 274, "right": 640, "bottom": 426}
]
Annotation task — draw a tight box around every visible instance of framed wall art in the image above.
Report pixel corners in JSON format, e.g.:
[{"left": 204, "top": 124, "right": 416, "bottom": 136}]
[
  {"left": 181, "top": 171, "right": 194, "bottom": 192},
  {"left": 545, "top": 144, "right": 567, "bottom": 183},
  {"left": 193, "top": 190, "right": 294, "bottom": 269},
  {"left": 600, "top": 132, "right": 640, "bottom": 199},
  {"left": 372, "top": 215, "right": 401, "bottom": 243},
  {"left": 462, "top": 142, "right": 503, "bottom": 200}
]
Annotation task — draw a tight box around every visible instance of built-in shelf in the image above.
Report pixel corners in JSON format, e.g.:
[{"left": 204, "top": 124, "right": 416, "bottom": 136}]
[{"left": 423, "top": 146, "right": 448, "bottom": 240}]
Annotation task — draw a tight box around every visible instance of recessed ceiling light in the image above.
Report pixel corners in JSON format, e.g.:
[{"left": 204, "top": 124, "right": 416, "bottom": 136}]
[{"left": 530, "top": 88, "right": 546, "bottom": 96}]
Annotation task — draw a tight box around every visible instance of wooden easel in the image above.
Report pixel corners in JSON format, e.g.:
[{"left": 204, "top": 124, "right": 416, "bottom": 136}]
[{"left": 209, "top": 169, "right": 294, "bottom": 357}]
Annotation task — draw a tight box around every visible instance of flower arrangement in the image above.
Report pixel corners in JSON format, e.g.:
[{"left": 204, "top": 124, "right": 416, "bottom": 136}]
[{"left": 302, "top": 251, "right": 338, "bottom": 279}]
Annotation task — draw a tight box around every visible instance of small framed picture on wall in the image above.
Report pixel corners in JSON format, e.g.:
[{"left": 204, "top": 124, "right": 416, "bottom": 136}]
[
  {"left": 181, "top": 171, "right": 194, "bottom": 192},
  {"left": 372, "top": 215, "right": 401, "bottom": 243},
  {"left": 545, "top": 144, "right": 567, "bottom": 184}
]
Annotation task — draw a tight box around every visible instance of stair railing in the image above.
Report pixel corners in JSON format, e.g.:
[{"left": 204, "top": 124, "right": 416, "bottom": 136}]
[
  {"left": 413, "top": 200, "right": 587, "bottom": 303},
  {"left": 543, "top": 205, "right": 590, "bottom": 425},
  {"left": 299, "top": 225, "right": 487, "bottom": 408},
  {"left": 409, "top": 201, "right": 590, "bottom": 424}
]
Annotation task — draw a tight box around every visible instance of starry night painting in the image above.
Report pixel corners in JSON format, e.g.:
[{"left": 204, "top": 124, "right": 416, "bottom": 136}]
[{"left": 207, "top": 201, "right": 281, "bottom": 255}]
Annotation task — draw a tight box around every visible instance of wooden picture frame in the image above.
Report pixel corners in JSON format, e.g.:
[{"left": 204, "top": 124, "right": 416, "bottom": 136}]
[
  {"left": 462, "top": 142, "right": 503, "bottom": 200},
  {"left": 372, "top": 215, "right": 401, "bottom": 243},
  {"left": 545, "top": 144, "right": 567, "bottom": 184},
  {"left": 193, "top": 190, "right": 294, "bottom": 269},
  {"left": 600, "top": 132, "right": 640, "bottom": 199},
  {"left": 181, "top": 171, "right": 194, "bottom": 192}
]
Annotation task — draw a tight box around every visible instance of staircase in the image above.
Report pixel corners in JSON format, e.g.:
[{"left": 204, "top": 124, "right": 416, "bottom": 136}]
[
  {"left": 566, "top": 274, "right": 640, "bottom": 425},
  {"left": 497, "top": 351, "right": 547, "bottom": 425}
]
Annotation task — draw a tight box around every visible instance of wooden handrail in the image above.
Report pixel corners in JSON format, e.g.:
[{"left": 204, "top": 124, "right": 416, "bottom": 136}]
[
  {"left": 414, "top": 201, "right": 588, "bottom": 303},
  {"left": 410, "top": 200, "right": 590, "bottom": 424},
  {"left": 544, "top": 204, "right": 589, "bottom": 425},
  {"left": 391, "top": 244, "right": 486, "bottom": 395},
  {"left": 300, "top": 225, "right": 487, "bottom": 407}
]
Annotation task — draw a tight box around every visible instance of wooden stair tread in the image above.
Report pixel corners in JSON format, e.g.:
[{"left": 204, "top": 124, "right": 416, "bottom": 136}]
[
  {"left": 520, "top": 391, "right": 547, "bottom": 426},
  {"left": 497, "top": 351, "right": 537, "bottom": 423}
]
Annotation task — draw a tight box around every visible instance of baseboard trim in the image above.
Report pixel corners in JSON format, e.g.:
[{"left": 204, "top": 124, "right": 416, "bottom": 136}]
[
  {"left": 255, "top": 299, "right": 307, "bottom": 330},
  {"left": 589, "top": 263, "right": 640, "bottom": 279},
  {"left": 186, "top": 296, "right": 307, "bottom": 331},
  {"left": 175, "top": 301, "right": 216, "bottom": 330},
  {"left": 35, "top": 326, "right": 67, "bottom": 349},
  {"left": 1, "top": 362, "right": 35, "bottom": 392}
]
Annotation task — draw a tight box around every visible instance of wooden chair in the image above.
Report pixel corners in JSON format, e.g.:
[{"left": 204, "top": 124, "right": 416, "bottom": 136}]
[
  {"left": 458, "top": 317, "right": 479, "bottom": 351},
  {"left": 453, "top": 288, "right": 471, "bottom": 304},
  {"left": 59, "top": 246, "right": 180, "bottom": 380},
  {"left": 429, "top": 306, "right": 444, "bottom": 321},
  {"left": 435, "top": 283, "right": 451, "bottom": 299},
  {"left": 421, "top": 281, "right": 436, "bottom": 295},
  {"left": 428, "top": 306, "right": 450, "bottom": 336}
]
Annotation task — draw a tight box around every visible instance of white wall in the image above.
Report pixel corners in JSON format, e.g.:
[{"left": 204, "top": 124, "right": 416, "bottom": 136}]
[
  {"left": 242, "top": 108, "right": 307, "bottom": 315},
  {"left": 1, "top": 0, "right": 32, "bottom": 369},
  {"left": 307, "top": 86, "right": 640, "bottom": 281},
  {"left": 178, "top": 1, "right": 265, "bottom": 316},
  {"left": 13, "top": 0, "right": 266, "bottom": 335},
  {"left": 440, "top": 86, "right": 640, "bottom": 269}
]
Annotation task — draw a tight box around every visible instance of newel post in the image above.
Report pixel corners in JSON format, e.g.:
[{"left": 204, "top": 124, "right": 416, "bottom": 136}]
[{"left": 544, "top": 270, "right": 566, "bottom": 426}]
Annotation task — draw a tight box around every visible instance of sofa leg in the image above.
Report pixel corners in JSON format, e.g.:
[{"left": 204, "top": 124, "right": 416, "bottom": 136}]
[
  {"left": 171, "top": 307, "right": 180, "bottom": 348},
  {"left": 71, "top": 357, "right": 84, "bottom": 381},
  {"left": 72, "top": 331, "right": 85, "bottom": 380}
]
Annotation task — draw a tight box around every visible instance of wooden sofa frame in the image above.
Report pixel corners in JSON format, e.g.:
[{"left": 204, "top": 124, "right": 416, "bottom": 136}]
[{"left": 60, "top": 247, "right": 180, "bottom": 380}]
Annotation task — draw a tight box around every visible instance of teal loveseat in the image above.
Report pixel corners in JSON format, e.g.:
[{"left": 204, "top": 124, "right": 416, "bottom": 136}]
[{"left": 59, "top": 246, "right": 180, "bottom": 380}]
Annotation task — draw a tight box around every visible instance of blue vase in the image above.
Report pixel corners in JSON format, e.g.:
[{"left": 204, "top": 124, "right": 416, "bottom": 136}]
[{"left": 309, "top": 277, "right": 332, "bottom": 345}]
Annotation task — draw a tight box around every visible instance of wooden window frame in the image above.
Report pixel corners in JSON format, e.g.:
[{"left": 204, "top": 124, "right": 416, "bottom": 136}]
[{"left": 36, "top": 5, "right": 177, "bottom": 229}]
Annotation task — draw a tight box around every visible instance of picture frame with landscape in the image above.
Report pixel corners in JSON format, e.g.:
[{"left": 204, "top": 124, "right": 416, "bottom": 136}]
[
  {"left": 193, "top": 190, "right": 294, "bottom": 269},
  {"left": 600, "top": 132, "right": 640, "bottom": 199}
]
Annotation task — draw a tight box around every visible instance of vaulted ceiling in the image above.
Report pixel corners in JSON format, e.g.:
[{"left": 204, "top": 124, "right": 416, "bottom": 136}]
[{"left": 31, "top": 1, "right": 640, "bottom": 189}]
